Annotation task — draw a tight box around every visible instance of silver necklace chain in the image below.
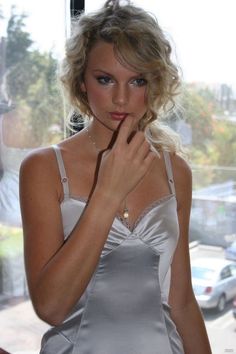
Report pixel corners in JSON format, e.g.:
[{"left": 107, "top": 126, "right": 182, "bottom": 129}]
[
  {"left": 85, "top": 126, "right": 101, "bottom": 152},
  {"left": 85, "top": 125, "right": 129, "bottom": 220}
]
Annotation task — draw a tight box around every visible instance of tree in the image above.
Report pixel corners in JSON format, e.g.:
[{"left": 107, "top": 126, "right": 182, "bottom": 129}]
[
  {"left": 179, "top": 84, "right": 217, "bottom": 149},
  {"left": 178, "top": 84, "right": 236, "bottom": 186},
  {"left": 210, "top": 120, "right": 236, "bottom": 166},
  {"left": 3, "top": 8, "right": 63, "bottom": 145},
  {"left": 6, "top": 7, "right": 33, "bottom": 69}
]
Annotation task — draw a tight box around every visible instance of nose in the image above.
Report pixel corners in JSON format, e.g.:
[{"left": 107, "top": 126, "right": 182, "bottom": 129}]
[{"left": 112, "top": 84, "right": 129, "bottom": 106}]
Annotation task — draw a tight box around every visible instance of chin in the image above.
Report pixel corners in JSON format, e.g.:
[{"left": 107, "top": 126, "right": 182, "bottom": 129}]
[{"left": 93, "top": 115, "right": 120, "bottom": 131}]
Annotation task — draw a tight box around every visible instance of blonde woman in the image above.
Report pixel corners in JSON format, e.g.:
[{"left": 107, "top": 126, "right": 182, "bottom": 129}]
[{"left": 20, "top": 1, "right": 212, "bottom": 353}]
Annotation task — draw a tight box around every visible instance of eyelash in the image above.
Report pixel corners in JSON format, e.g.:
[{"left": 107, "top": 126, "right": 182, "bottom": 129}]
[
  {"left": 96, "top": 76, "right": 112, "bottom": 85},
  {"left": 132, "top": 78, "right": 147, "bottom": 87},
  {"left": 95, "top": 76, "right": 147, "bottom": 87}
]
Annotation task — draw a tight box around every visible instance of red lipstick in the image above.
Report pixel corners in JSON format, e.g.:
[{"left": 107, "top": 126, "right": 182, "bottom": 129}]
[{"left": 110, "top": 112, "right": 128, "bottom": 121}]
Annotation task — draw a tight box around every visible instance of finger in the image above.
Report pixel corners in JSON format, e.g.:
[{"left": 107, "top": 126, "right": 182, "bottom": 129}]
[
  {"left": 114, "top": 116, "right": 135, "bottom": 146},
  {"left": 137, "top": 139, "right": 152, "bottom": 161},
  {"left": 126, "top": 131, "right": 146, "bottom": 155},
  {"left": 143, "top": 150, "right": 157, "bottom": 168}
]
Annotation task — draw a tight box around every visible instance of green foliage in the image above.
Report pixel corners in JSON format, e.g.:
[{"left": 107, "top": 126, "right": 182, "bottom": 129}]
[
  {"left": 3, "top": 8, "right": 63, "bottom": 145},
  {"left": 170, "top": 83, "right": 236, "bottom": 187},
  {"left": 0, "top": 225, "right": 23, "bottom": 257},
  {"left": 210, "top": 120, "right": 236, "bottom": 166},
  {"left": 179, "top": 85, "right": 217, "bottom": 148},
  {"left": 6, "top": 8, "right": 33, "bottom": 69}
]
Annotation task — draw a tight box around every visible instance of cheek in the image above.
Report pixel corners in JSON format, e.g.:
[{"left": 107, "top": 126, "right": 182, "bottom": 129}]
[
  {"left": 134, "top": 89, "right": 148, "bottom": 108},
  {"left": 87, "top": 86, "right": 108, "bottom": 104}
]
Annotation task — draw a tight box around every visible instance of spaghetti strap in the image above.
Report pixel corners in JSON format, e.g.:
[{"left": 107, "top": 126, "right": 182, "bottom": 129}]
[
  {"left": 163, "top": 150, "right": 176, "bottom": 195},
  {"left": 52, "top": 144, "right": 70, "bottom": 199}
]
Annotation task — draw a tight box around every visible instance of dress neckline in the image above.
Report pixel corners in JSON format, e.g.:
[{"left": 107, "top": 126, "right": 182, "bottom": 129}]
[{"left": 62, "top": 193, "right": 176, "bottom": 233}]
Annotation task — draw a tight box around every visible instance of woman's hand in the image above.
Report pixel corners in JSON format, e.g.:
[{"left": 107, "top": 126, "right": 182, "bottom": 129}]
[{"left": 95, "top": 117, "right": 156, "bottom": 203}]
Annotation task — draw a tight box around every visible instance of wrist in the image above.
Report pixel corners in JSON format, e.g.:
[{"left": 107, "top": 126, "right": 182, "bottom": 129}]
[{"left": 91, "top": 187, "right": 122, "bottom": 212}]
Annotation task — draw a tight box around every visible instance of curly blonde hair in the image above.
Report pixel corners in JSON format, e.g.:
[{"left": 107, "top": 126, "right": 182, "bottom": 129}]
[{"left": 60, "top": 0, "right": 184, "bottom": 154}]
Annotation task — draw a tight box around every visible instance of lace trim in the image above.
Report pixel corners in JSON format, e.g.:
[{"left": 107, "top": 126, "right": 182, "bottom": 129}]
[
  {"left": 69, "top": 195, "right": 88, "bottom": 204},
  {"left": 63, "top": 193, "right": 175, "bottom": 233},
  {"left": 117, "top": 194, "right": 175, "bottom": 232}
]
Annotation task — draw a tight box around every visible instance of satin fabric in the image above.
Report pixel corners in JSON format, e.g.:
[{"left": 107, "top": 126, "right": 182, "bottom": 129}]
[{"left": 40, "top": 193, "right": 184, "bottom": 354}]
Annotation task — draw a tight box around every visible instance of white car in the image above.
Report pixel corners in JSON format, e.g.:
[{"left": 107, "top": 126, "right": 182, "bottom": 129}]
[
  {"left": 191, "top": 257, "right": 236, "bottom": 312},
  {"left": 225, "top": 241, "right": 236, "bottom": 262}
]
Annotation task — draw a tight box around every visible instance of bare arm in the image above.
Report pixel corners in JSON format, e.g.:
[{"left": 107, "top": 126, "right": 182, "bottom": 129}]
[
  {"left": 168, "top": 155, "right": 212, "bottom": 354},
  {"left": 20, "top": 117, "right": 156, "bottom": 325}
]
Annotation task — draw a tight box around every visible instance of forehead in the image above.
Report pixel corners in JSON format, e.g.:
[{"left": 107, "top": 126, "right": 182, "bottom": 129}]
[{"left": 86, "top": 40, "right": 140, "bottom": 76}]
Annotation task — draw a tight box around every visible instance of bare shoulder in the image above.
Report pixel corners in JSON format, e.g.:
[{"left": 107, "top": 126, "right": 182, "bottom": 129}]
[
  {"left": 169, "top": 153, "right": 192, "bottom": 207},
  {"left": 19, "top": 145, "right": 62, "bottom": 199},
  {"left": 20, "top": 132, "right": 87, "bottom": 199},
  {"left": 169, "top": 153, "right": 192, "bottom": 185},
  {"left": 20, "top": 146, "right": 56, "bottom": 179}
]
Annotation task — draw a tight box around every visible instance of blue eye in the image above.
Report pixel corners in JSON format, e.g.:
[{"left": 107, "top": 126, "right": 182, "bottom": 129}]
[
  {"left": 132, "top": 78, "right": 147, "bottom": 87},
  {"left": 96, "top": 76, "right": 113, "bottom": 85}
]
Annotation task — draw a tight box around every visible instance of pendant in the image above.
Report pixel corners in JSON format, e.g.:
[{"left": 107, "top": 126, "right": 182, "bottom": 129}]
[{"left": 123, "top": 207, "right": 129, "bottom": 219}]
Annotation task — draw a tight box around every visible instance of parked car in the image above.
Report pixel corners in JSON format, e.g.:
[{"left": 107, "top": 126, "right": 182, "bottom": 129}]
[
  {"left": 191, "top": 257, "right": 236, "bottom": 312},
  {"left": 225, "top": 241, "right": 236, "bottom": 262}
]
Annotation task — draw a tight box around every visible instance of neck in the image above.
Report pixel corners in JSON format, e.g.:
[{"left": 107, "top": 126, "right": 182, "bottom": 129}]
[
  {"left": 92, "top": 114, "right": 114, "bottom": 132},
  {"left": 87, "top": 119, "right": 116, "bottom": 151},
  {"left": 87, "top": 115, "right": 139, "bottom": 151}
]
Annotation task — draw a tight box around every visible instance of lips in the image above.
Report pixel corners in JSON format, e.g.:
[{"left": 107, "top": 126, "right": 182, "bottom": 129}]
[{"left": 110, "top": 112, "right": 128, "bottom": 120}]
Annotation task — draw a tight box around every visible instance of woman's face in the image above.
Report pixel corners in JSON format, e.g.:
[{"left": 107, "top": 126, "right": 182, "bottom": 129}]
[{"left": 81, "top": 40, "right": 148, "bottom": 130}]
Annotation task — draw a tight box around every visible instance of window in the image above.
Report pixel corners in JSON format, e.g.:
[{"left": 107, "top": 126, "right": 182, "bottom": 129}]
[
  {"left": 220, "top": 266, "right": 232, "bottom": 280},
  {"left": 230, "top": 264, "right": 236, "bottom": 277},
  {"left": 0, "top": 1, "right": 235, "bottom": 353},
  {"left": 0, "top": 0, "right": 66, "bottom": 351}
]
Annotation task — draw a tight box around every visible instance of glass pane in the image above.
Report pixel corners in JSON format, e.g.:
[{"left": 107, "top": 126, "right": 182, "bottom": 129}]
[
  {"left": 1, "top": 0, "right": 235, "bottom": 352},
  {"left": 0, "top": 0, "right": 66, "bottom": 352}
]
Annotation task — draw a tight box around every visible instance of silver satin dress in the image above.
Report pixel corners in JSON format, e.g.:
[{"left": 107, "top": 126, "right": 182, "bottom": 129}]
[{"left": 40, "top": 145, "right": 185, "bottom": 354}]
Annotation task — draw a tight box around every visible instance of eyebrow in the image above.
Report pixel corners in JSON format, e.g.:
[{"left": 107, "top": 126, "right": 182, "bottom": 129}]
[{"left": 92, "top": 69, "right": 144, "bottom": 79}]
